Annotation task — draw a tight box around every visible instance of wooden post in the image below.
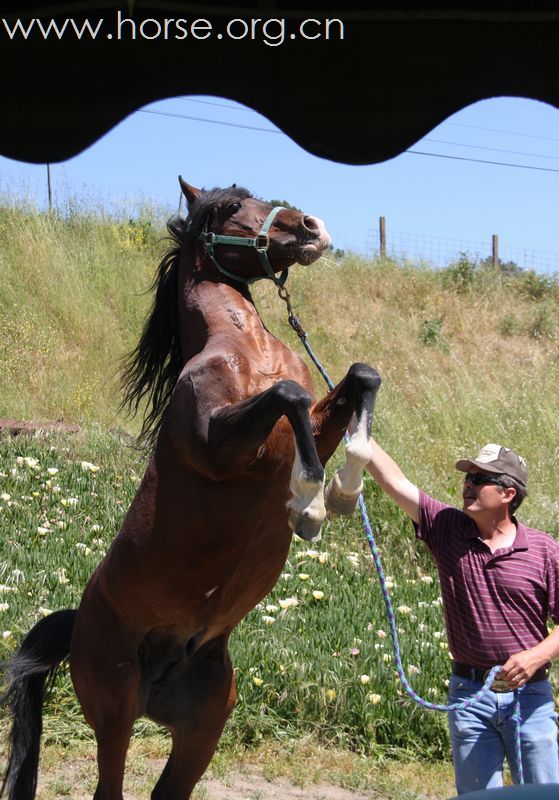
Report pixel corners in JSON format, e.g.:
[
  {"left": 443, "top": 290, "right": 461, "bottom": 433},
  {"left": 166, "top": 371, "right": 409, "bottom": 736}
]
[
  {"left": 46, "top": 163, "right": 52, "bottom": 212},
  {"left": 379, "top": 216, "right": 386, "bottom": 259},
  {"left": 492, "top": 234, "right": 499, "bottom": 274}
]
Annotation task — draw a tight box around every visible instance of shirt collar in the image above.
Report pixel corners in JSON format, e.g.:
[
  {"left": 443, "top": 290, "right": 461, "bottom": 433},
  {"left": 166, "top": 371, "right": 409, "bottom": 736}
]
[{"left": 464, "top": 516, "right": 529, "bottom": 550}]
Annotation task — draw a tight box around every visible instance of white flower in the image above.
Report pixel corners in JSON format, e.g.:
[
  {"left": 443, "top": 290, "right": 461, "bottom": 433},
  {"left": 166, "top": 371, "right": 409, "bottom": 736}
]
[
  {"left": 368, "top": 693, "right": 382, "bottom": 704},
  {"left": 0, "top": 493, "right": 10, "bottom": 502},
  {"left": 397, "top": 605, "right": 412, "bottom": 615},
  {"left": 2, "top": 631, "right": 12, "bottom": 640},
  {"left": 382, "top": 653, "right": 390, "bottom": 663},
  {"left": 46, "top": 467, "right": 59, "bottom": 476},
  {"left": 376, "top": 629, "right": 387, "bottom": 639},
  {"left": 37, "top": 527, "right": 49, "bottom": 536},
  {"left": 312, "top": 590, "right": 325, "bottom": 600},
  {"left": 261, "top": 615, "right": 276, "bottom": 625},
  {"left": 408, "top": 664, "right": 420, "bottom": 675},
  {"left": 278, "top": 597, "right": 299, "bottom": 609},
  {"left": 265, "top": 604, "right": 279, "bottom": 613},
  {"left": 297, "top": 549, "right": 318, "bottom": 560},
  {"left": 0, "top": 603, "right": 9, "bottom": 612},
  {"left": 80, "top": 461, "right": 99, "bottom": 472},
  {"left": 38, "top": 607, "right": 52, "bottom": 617},
  {"left": 360, "top": 674, "right": 370, "bottom": 684},
  {"left": 91, "top": 524, "right": 101, "bottom": 532},
  {"left": 420, "top": 575, "right": 434, "bottom": 584}
]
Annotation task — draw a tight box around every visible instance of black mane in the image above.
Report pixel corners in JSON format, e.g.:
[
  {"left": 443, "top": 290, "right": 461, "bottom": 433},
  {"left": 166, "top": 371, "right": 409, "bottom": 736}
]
[{"left": 119, "top": 185, "right": 254, "bottom": 448}]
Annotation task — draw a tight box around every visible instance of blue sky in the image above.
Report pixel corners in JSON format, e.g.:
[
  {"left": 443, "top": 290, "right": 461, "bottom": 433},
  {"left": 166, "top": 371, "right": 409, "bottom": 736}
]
[{"left": 1, "top": 94, "right": 558, "bottom": 273}]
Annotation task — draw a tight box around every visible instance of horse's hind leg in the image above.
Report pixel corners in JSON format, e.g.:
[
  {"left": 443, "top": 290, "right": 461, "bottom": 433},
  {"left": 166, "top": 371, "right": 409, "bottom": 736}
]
[
  {"left": 70, "top": 594, "right": 144, "bottom": 800},
  {"left": 148, "top": 634, "right": 236, "bottom": 800}
]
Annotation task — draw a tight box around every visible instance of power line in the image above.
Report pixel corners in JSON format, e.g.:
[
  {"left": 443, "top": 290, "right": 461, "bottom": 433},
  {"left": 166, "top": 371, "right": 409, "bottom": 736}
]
[
  {"left": 177, "top": 97, "right": 559, "bottom": 145},
  {"left": 445, "top": 121, "right": 559, "bottom": 143},
  {"left": 140, "top": 107, "right": 559, "bottom": 173},
  {"left": 139, "top": 108, "right": 281, "bottom": 135},
  {"left": 424, "top": 137, "right": 559, "bottom": 162},
  {"left": 407, "top": 150, "right": 559, "bottom": 173}
]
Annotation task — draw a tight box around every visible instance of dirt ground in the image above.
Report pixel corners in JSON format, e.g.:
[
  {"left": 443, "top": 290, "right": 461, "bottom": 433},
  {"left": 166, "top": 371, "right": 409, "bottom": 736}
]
[
  {"left": 36, "top": 755, "right": 397, "bottom": 799},
  {"left": 180, "top": 770, "right": 382, "bottom": 800}
]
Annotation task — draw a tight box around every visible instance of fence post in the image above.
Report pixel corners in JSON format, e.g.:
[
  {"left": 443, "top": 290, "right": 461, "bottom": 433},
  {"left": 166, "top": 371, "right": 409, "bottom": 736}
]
[
  {"left": 379, "top": 216, "right": 386, "bottom": 259},
  {"left": 492, "top": 234, "right": 499, "bottom": 274},
  {"left": 47, "top": 163, "right": 52, "bottom": 213}
]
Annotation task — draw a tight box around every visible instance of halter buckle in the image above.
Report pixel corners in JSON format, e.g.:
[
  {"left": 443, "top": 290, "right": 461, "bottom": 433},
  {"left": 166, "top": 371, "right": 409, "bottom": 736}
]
[
  {"left": 255, "top": 234, "right": 269, "bottom": 250},
  {"left": 203, "top": 231, "right": 216, "bottom": 247}
]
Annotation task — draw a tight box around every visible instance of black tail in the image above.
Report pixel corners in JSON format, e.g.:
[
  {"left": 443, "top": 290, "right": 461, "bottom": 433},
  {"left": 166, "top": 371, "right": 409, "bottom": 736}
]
[{"left": 0, "top": 609, "right": 77, "bottom": 800}]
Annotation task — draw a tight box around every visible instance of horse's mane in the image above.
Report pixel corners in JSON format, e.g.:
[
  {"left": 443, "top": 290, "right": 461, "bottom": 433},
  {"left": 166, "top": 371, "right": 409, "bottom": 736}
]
[{"left": 119, "top": 185, "right": 253, "bottom": 448}]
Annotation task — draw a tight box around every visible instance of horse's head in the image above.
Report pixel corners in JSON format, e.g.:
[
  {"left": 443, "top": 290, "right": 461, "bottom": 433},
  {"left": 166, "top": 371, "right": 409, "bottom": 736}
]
[{"left": 179, "top": 177, "right": 331, "bottom": 284}]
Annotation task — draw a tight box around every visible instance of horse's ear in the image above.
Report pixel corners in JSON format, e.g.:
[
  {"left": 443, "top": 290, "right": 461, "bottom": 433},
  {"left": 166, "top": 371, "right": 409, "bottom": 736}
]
[{"left": 178, "top": 176, "right": 200, "bottom": 208}]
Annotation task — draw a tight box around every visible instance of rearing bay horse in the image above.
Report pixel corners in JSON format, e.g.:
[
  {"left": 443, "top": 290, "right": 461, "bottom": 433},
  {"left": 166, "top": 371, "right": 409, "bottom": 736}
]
[{"left": 1, "top": 179, "right": 381, "bottom": 800}]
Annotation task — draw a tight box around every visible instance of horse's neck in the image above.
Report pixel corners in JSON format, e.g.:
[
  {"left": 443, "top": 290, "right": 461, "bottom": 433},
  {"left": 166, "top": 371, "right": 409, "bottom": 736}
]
[{"left": 179, "top": 273, "right": 265, "bottom": 361}]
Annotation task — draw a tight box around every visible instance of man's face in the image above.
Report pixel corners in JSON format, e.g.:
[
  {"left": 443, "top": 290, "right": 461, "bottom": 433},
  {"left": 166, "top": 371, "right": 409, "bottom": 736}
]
[{"left": 461, "top": 466, "right": 509, "bottom": 517}]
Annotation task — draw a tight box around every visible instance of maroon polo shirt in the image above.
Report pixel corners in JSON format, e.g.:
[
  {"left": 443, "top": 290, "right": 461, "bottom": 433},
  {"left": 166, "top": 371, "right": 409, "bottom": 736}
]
[{"left": 416, "top": 491, "right": 559, "bottom": 668}]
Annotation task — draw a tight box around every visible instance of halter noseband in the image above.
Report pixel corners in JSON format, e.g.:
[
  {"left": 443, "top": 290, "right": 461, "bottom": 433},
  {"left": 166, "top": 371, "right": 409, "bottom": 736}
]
[{"left": 199, "top": 205, "right": 289, "bottom": 287}]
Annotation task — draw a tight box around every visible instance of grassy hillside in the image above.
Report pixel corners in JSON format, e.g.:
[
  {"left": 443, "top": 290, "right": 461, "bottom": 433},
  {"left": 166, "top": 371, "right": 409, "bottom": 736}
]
[
  {"left": 1, "top": 196, "right": 558, "bottom": 532},
  {"left": 0, "top": 196, "right": 558, "bottom": 770}
]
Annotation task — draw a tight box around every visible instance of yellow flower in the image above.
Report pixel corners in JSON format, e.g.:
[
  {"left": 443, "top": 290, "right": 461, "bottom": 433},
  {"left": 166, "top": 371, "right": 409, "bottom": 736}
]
[
  {"left": 368, "top": 693, "right": 382, "bottom": 704},
  {"left": 312, "top": 590, "right": 325, "bottom": 600},
  {"left": 325, "top": 689, "right": 337, "bottom": 701},
  {"left": 252, "top": 676, "right": 264, "bottom": 686},
  {"left": 298, "top": 573, "right": 310, "bottom": 581}
]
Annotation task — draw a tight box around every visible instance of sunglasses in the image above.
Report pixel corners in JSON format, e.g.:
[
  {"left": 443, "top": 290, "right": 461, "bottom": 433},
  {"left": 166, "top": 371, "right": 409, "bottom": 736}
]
[{"left": 464, "top": 472, "right": 505, "bottom": 487}]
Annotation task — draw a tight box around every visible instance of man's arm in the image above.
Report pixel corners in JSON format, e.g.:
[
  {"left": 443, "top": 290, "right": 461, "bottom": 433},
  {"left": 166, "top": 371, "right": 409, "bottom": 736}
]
[{"left": 365, "top": 439, "right": 421, "bottom": 523}]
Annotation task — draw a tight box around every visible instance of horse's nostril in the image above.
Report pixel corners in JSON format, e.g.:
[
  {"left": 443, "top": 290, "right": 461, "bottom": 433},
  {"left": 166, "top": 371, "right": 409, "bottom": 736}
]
[{"left": 303, "top": 215, "right": 321, "bottom": 236}]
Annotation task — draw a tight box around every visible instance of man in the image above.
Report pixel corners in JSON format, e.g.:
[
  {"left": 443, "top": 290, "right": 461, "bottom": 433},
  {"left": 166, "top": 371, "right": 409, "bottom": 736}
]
[{"left": 365, "top": 440, "right": 559, "bottom": 794}]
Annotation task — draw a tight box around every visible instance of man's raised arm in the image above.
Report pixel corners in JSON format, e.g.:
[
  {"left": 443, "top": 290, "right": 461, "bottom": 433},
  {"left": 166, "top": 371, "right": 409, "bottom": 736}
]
[{"left": 366, "top": 439, "right": 421, "bottom": 524}]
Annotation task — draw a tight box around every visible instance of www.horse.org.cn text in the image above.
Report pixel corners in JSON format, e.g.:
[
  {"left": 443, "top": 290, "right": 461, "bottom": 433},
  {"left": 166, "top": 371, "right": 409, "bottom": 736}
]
[{"left": 1, "top": 14, "right": 346, "bottom": 46}]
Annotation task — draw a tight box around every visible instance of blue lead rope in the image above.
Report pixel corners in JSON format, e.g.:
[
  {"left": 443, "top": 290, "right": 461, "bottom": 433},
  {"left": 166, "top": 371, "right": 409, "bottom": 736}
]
[{"left": 286, "top": 310, "right": 525, "bottom": 785}]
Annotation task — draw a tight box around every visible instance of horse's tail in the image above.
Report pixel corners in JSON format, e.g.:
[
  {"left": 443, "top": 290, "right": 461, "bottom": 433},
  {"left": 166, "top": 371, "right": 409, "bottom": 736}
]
[{"left": 0, "top": 609, "right": 77, "bottom": 800}]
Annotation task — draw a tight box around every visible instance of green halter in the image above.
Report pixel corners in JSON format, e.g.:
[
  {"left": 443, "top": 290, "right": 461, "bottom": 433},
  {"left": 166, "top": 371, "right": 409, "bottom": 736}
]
[{"left": 199, "top": 206, "right": 289, "bottom": 287}]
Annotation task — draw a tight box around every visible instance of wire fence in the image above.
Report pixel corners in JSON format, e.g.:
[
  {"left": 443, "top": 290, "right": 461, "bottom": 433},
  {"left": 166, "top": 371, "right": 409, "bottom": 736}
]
[{"left": 328, "top": 224, "right": 559, "bottom": 275}]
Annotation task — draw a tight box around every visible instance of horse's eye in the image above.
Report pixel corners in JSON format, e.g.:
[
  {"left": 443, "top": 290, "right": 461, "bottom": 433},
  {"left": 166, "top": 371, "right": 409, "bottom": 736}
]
[{"left": 227, "top": 202, "right": 241, "bottom": 215}]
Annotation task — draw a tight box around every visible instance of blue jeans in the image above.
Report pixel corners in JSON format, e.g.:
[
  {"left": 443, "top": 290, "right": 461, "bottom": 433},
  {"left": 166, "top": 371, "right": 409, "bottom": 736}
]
[{"left": 448, "top": 675, "right": 559, "bottom": 795}]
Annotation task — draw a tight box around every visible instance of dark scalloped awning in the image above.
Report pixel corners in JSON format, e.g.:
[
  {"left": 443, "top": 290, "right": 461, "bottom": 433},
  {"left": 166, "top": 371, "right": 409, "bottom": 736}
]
[{"left": 0, "top": 2, "right": 557, "bottom": 165}]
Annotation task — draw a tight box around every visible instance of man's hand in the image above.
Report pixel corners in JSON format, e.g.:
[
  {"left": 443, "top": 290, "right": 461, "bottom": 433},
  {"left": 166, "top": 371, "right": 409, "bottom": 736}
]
[{"left": 497, "top": 649, "right": 546, "bottom": 688}]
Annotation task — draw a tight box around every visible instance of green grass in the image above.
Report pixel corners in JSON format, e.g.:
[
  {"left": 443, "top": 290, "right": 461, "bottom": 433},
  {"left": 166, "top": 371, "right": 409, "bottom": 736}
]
[
  {"left": 0, "top": 194, "right": 558, "bottom": 785},
  {"left": 1, "top": 430, "right": 557, "bottom": 769}
]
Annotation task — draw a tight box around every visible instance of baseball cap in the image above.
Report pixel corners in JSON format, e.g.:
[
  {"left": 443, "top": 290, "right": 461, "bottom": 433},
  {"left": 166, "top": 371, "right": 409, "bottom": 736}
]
[{"left": 455, "top": 443, "right": 528, "bottom": 487}]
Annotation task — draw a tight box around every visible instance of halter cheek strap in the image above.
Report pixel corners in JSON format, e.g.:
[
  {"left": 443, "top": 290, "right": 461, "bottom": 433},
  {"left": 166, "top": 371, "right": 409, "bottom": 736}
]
[{"left": 199, "top": 206, "right": 289, "bottom": 287}]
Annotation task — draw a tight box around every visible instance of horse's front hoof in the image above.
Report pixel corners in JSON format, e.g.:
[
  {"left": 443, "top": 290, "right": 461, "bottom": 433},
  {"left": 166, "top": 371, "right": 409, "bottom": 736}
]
[
  {"left": 324, "top": 473, "right": 362, "bottom": 516},
  {"left": 288, "top": 510, "right": 323, "bottom": 542}
]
